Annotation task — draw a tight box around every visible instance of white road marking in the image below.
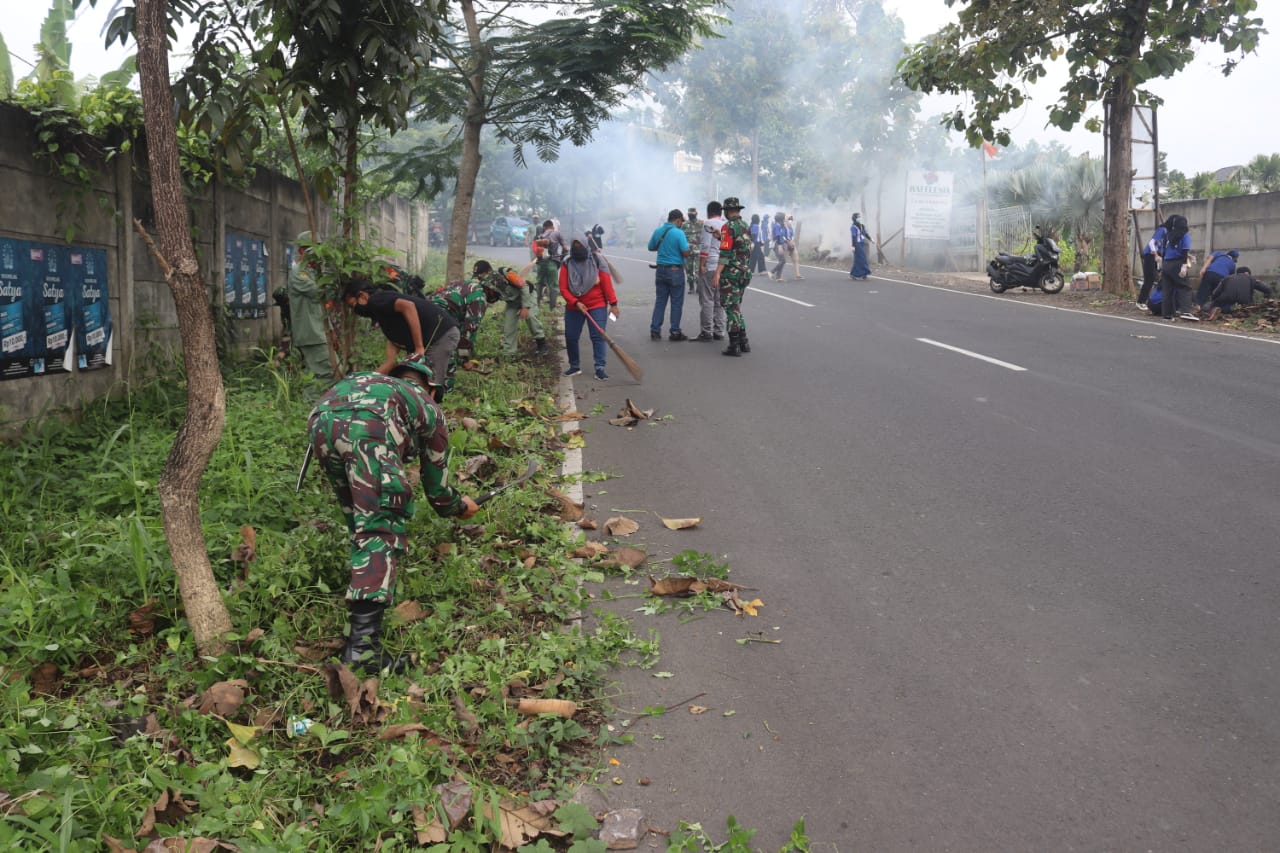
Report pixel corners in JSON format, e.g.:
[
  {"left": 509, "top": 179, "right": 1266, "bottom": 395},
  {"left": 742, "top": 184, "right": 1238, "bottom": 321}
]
[
  {"left": 916, "top": 337, "right": 1028, "bottom": 372},
  {"left": 747, "top": 286, "right": 815, "bottom": 308}
]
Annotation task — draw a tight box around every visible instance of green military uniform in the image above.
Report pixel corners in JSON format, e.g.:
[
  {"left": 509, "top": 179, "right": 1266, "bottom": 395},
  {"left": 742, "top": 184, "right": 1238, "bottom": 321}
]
[
  {"left": 681, "top": 211, "right": 701, "bottom": 294},
  {"left": 429, "top": 279, "right": 490, "bottom": 389},
  {"left": 718, "top": 216, "right": 752, "bottom": 333},
  {"left": 287, "top": 238, "right": 333, "bottom": 380},
  {"left": 308, "top": 372, "right": 464, "bottom": 603},
  {"left": 478, "top": 267, "right": 546, "bottom": 357}
]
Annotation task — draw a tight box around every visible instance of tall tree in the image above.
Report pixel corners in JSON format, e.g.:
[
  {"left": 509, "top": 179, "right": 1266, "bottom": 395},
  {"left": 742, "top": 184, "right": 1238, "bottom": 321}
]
[
  {"left": 94, "top": 0, "right": 235, "bottom": 655},
  {"left": 394, "top": 0, "right": 720, "bottom": 283},
  {"left": 898, "top": 0, "right": 1265, "bottom": 295}
]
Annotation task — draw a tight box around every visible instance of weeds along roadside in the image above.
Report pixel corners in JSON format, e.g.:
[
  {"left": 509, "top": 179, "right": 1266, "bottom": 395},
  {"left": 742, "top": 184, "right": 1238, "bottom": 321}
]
[{"left": 0, "top": 315, "right": 660, "bottom": 850}]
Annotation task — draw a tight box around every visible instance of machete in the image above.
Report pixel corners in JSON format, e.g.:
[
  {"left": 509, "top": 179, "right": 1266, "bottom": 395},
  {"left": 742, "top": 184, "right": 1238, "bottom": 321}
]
[
  {"left": 475, "top": 458, "right": 539, "bottom": 506},
  {"left": 295, "top": 443, "right": 314, "bottom": 493}
]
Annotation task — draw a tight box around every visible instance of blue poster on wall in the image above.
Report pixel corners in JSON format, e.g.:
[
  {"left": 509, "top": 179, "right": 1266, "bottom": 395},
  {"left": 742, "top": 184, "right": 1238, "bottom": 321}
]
[
  {"left": 225, "top": 232, "right": 269, "bottom": 318},
  {"left": 0, "top": 236, "right": 38, "bottom": 380},
  {"left": 31, "top": 244, "right": 72, "bottom": 374},
  {"left": 72, "top": 248, "right": 112, "bottom": 371}
]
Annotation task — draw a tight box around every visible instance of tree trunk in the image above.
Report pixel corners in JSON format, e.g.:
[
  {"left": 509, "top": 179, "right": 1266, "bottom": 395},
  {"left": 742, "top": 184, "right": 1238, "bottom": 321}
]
[
  {"left": 135, "top": 0, "right": 232, "bottom": 656},
  {"left": 1103, "top": 78, "right": 1135, "bottom": 295},
  {"left": 446, "top": 0, "right": 486, "bottom": 284}
]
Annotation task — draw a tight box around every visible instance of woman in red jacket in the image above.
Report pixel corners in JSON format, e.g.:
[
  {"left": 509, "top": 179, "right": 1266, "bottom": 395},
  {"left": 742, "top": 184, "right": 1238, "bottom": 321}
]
[{"left": 559, "top": 239, "right": 619, "bottom": 380}]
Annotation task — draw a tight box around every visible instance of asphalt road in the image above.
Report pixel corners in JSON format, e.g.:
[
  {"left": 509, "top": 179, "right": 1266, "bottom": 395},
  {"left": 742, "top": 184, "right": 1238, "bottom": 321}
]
[{"left": 480, "top": 246, "right": 1280, "bottom": 850}]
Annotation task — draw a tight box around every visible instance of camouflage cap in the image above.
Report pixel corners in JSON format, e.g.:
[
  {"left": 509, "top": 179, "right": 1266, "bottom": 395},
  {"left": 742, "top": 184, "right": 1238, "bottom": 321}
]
[
  {"left": 722, "top": 197, "right": 743, "bottom": 210},
  {"left": 388, "top": 353, "right": 439, "bottom": 387}
]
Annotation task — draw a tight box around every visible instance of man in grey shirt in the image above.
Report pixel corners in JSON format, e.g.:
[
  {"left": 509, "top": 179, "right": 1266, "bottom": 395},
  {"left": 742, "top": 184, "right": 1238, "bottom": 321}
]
[{"left": 694, "top": 200, "right": 727, "bottom": 342}]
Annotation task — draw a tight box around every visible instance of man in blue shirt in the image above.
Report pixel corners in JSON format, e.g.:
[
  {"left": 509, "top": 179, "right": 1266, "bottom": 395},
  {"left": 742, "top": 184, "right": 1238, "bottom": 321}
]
[
  {"left": 647, "top": 209, "right": 691, "bottom": 341},
  {"left": 1196, "top": 248, "right": 1238, "bottom": 311}
]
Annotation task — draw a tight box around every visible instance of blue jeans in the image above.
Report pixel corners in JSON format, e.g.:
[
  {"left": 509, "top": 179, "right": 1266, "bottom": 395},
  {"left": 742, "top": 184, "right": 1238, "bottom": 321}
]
[
  {"left": 565, "top": 306, "right": 608, "bottom": 371},
  {"left": 650, "top": 266, "right": 685, "bottom": 334}
]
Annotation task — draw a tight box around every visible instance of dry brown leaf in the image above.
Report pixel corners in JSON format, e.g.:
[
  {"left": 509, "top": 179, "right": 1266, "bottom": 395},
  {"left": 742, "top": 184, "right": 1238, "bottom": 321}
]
[
  {"left": 29, "top": 661, "right": 60, "bottom": 696},
  {"left": 516, "top": 698, "right": 578, "bottom": 718},
  {"left": 478, "top": 799, "right": 565, "bottom": 848},
  {"left": 437, "top": 779, "right": 474, "bottom": 830},
  {"left": 522, "top": 555, "right": 537, "bottom": 569},
  {"left": 320, "top": 663, "right": 391, "bottom": 726},
  {"left": 452, "top": 693, "right": 479, "bottom": 735},
  {"left": 137, "top": 788, "right": 196, "bottom": 837},
  {"left": 659, "top": 516, "right": 702, "bottom": 530},
  {"left": 127, "top": 601, "right": 158, "bottom": 638},
  {"left": 570, "top": 541, "right": 610, "bottom": 559},
  {"left": 625, "top": 398, "right": 654, "bottom": 420},
  {"left": 487, "top": 434, "right": 513, "bottom": 452},
  {"left": 196, "top": 680, "right": 249, "bottom": 716},
  {"left": 293, "top": 638, "right": 343, "bottom": 662},
  {"left": 460, "top": 454, "right": 495, "bottom": 481},
  {"left": 230, "top": 525, "right": 257, "bottom": 570},
  {"left": 459, "top": 417, "right": 481, "bottom": 432},
  {"left": 547, "top": 489, "right": 584, "bottom": 522},
  {"left": 435, "top": 542, "right": 456, "bottom": 556},
  {"left": 688, "top": 705, "right": 710, "bottom": 715},
  {"left": 648, "top": 575, "right": 700, "bottom": 596},
  {"left": 577, "top": 518, "right": 598, "bottom": 530},
  {"left": 604, "top": 516, "right": 639, "bottom": 536},
  {"left": 612, "top": 547, "right": 647, "bottom": 569},
  {"left": 548, "top": 410, "right": 587, "bottom": 422},
  {"left": 702, "top": 578, "right": 745, "bottom": 592},
  {"left": 392, "top": 600, "right": 431, "bottom": 624},
  {"left": 412, "top": 807, "right": 449, "bottom": 845},
  {"left": 379, "top": 723, "right": 437, "bottom": 741},
  {"left": 529, "top": 799, "right": 560, "bottom": 817},
  {"left": 142, "top": 838, "right": 230, "bottom": 853}
]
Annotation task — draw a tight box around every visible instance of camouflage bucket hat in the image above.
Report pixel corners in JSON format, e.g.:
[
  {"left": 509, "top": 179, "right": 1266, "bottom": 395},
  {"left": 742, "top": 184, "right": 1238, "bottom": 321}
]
[
  {"left": 389, "top": 353, "right": 438, "bottom": 386},
  {"left": 722, "top": 197, "right": 743, "bottom": 211}
]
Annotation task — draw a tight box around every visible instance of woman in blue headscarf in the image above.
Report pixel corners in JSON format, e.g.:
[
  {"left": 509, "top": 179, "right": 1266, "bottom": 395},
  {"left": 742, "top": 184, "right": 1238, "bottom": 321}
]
[{"left": 849, "top": 213, "right": 871, "bottom": 280}]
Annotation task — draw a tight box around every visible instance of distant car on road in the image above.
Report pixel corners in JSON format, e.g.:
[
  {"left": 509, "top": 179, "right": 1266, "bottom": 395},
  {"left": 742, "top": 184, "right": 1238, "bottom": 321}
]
[{"left": 489, "top": 216, "right": 531, "bottom": 247}]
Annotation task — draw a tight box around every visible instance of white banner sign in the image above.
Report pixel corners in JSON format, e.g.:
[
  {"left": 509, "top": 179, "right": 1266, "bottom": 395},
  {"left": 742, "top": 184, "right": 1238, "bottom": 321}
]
[{"left": 904, "top": 170, "right": 954, "bottom": 240}]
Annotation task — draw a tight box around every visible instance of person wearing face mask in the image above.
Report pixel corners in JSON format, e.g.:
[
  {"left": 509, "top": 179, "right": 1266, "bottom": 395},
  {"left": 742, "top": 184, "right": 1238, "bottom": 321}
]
[
  {"left": 849, "top": 213, "right": 871, "bottom": 280},
  {"left": 342, "top": 279, "right": 460, "bottom": 401},
  {"left": 559, "top": 239, "right": 619, "bottom": 380},
  {"left": 471, "top": 260, "right": 550, "bottom": 358}
]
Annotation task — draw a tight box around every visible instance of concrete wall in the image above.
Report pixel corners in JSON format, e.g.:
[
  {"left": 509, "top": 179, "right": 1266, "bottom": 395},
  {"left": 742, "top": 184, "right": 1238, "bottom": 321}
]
[
  {"left": 1133, "top": 192, "right": 1280, "bottom": 283},
  {"left": 0, "top": 102, "right": 431, "bottom": 431}
]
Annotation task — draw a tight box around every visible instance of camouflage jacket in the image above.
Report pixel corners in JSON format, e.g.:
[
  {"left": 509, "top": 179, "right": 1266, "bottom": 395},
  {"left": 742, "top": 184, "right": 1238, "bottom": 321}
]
[
  {"left": 309, "top": 373, "right": 463, "bottom": 516},
  {"left": 479, "top": 269, "right": 533, "bottom": 309},
  {"left": 681, "top": 220, "right": 701, "bottom": 267},
  {"left": 718, "top": 217, "right": 753, "bottom": 273},
  {"left": 430, "top": 280, "right": 488, "bottom": 348}
]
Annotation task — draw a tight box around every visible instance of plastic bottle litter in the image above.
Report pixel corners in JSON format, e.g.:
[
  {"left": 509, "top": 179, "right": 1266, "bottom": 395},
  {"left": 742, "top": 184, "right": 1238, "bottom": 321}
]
[{"left": 287, "top": 716, "right": 315, "bottom": 737}]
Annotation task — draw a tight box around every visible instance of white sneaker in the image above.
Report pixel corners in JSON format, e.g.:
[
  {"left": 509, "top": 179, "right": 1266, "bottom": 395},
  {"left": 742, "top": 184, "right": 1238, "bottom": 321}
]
[
  {"left": 1179, "top": 312, "right": 1200, "bottom": 322},
  {"left": 1135, "top": 302, "right": 1148, "bottom": 312}
]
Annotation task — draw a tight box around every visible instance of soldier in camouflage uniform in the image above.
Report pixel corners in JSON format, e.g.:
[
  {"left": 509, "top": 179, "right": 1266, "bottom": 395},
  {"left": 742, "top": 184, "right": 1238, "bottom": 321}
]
[
  {"left": 714, "top": 197, "right": 754, "bottom": 357},
  {"left": 682, "top": 207, "right": 701, "bottom": 294},
  {"left": 472, "top": 260, "right": 549, "bottom": 357},
  {"left": 307, "top": 355, "right": 479, "bottom": 672},
  {"left": 429, "top": 278, "right": 490, "bottom": 392}
]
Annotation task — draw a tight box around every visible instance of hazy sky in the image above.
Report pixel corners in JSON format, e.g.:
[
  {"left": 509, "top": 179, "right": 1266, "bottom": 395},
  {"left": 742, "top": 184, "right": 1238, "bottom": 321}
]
[{"left": 2, "top": 0, "right": 1277, "bottom": 175}]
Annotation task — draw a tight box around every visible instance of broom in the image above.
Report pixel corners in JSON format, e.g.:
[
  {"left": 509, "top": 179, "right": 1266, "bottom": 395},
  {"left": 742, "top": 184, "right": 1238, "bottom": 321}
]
[{"left": 579, "top": 306, "right": 643, "bottom": 383}]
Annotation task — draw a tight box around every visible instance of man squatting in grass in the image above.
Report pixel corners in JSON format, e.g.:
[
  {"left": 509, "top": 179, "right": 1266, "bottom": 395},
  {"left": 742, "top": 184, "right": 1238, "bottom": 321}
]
[
  {"left": 428, "top": 277, "right": 491, "bottom": 394},
  {"left": 307, "top": 355, "right": 480, "bottom": 673}
]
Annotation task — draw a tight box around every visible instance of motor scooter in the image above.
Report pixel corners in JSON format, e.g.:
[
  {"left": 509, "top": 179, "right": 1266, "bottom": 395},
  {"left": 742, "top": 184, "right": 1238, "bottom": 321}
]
[{"left": 988, "top": 227, "right": 1064, "bottom": 294}]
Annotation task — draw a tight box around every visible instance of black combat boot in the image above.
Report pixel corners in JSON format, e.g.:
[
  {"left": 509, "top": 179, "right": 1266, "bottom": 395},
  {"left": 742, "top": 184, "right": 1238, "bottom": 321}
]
[
  {"left": 535, "top": 338, "right": 550, "bottom": 357},
  {"left": 339, "top": 599, "right": 408, "bottom": 674},
  {"left": 721, "top": 330, "right": 741, "bottom": 357},
  {"left": 738, "top": 332, "right": 751, "bottom": 354}
]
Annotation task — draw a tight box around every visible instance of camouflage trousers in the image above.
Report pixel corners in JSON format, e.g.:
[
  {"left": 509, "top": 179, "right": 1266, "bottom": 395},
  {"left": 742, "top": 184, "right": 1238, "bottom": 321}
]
[
  {"left": 309, "top": 410, "right": 416, "bottom": 603},
  {"left": 719, "top": 270, "right": 750, "bottom": 332}
]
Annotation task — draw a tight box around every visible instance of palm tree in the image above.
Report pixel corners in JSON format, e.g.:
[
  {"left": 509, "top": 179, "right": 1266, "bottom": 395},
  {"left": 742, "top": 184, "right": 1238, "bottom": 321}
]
[{"left": 1243, "top": 153, "right": 1280, "bottom": 193}]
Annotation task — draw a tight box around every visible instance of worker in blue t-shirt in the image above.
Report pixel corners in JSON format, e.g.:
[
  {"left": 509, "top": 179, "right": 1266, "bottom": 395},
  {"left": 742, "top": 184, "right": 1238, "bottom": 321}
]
[
  {"left": 1136, "top": 220, "right": 1166, "bottom": 311},
  {"left": 1196, "top": 249, "right": 1238, "bottom": 310}
]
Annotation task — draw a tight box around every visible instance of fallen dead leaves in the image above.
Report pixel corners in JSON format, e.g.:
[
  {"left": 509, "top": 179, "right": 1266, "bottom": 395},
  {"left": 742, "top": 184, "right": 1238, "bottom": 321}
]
[{"left": 608, "top": 398, "right": 654, "bottom": 427}]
